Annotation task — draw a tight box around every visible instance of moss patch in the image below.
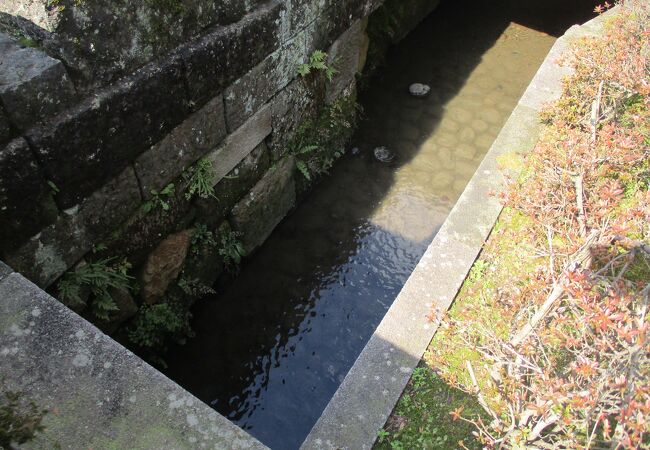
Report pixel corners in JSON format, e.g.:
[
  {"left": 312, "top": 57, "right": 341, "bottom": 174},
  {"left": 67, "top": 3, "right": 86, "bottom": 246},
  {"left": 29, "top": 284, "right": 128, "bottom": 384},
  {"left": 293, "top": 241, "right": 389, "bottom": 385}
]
[{"left": 374, "top": 365, "right": 484, "bottom": 450}]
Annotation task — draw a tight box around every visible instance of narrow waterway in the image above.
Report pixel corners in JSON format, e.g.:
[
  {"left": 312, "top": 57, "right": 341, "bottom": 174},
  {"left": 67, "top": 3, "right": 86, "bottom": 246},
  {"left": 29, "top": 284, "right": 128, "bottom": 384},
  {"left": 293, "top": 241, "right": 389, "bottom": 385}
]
[{"left": 165, "top": 1, "right": 595, "bottom": 448}]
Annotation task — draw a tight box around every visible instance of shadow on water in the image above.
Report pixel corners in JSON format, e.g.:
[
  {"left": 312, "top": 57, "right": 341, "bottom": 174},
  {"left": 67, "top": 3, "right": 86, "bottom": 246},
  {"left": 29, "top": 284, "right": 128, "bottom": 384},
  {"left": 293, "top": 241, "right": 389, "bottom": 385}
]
[{"left": 164, "top": 0, "right": 597, "bottom": 448}]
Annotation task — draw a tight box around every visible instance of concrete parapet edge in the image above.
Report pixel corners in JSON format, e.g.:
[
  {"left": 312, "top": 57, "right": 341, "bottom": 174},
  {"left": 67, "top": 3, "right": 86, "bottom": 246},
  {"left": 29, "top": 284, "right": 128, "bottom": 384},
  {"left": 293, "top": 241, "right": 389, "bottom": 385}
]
[{"left": 0, "top": 265, "right": 269, "bottom": 449}]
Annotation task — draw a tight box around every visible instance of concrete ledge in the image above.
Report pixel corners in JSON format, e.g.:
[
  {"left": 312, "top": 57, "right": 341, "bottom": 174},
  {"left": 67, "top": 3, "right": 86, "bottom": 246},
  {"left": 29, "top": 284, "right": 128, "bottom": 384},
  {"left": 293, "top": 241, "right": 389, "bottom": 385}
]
[
  {"left": 0, "top": 267, "right": 268, "bottom": 449},
  {"left": 301, "top": 8, "right": 617, "bottom": 450}
]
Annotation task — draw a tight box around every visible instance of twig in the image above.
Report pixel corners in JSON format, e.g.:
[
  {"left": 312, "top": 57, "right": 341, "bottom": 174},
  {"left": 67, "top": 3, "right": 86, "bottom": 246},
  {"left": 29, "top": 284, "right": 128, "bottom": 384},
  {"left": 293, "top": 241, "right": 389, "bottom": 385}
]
[
  {"left": 573, "top": 172, "right": 587, "bottom": 238},
  {"left": 511, "top": 230, "right": 598, "bottom": 347},
  {"left": 546, "top": 225, "right": 555, "bottom": 279},
  {"left": 612, "top": 235, "right": 650, "bottom": 255},
  {"left": 528, "top": 413, "right": 560, "bottom": 443},
  {"left": 591, "top": 80, "right": 605, "bottom": 143},
  {"left": 466, "top": 360, "right": 499, "bottom": 422},
  {"left": 609, "top": 283, "right": 649, "bottom": 450},
  {"left": 511, "top": 284, "right": 564, "bottom": 348}
]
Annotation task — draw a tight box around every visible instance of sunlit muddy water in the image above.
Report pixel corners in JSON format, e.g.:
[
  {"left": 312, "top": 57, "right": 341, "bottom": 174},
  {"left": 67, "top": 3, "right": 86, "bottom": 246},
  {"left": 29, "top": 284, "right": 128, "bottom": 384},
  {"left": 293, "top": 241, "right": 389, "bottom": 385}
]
[{"left": 164, "top": 1, "right": 595, "bottom": 448}]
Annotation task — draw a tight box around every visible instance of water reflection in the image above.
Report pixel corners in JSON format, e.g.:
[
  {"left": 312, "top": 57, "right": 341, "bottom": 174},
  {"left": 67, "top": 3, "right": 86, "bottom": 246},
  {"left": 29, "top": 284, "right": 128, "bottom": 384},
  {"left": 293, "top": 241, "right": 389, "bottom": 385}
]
[{"left": 164, "top": 0, "right": 596, "bottom": 448}]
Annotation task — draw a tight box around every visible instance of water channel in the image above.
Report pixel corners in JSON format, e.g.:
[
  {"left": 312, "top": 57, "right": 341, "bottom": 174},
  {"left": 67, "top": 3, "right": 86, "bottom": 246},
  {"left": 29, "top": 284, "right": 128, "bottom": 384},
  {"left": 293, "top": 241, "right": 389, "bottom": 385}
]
[{"left": 165, "top": 1, "right": 596, "bottom": 448}]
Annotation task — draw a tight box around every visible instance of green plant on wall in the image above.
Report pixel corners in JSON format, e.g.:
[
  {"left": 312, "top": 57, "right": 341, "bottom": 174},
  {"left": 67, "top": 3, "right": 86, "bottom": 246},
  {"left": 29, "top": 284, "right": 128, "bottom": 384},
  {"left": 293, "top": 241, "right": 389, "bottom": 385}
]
[
  {"left": 142, "top": 183, "right": 175, "bottom": 213},
  {"left": 292, "top": 140, "right": 321, "bottom": 181},
  {"left": 46, "top": 180, "right": 60, "bottom": 195},
  {"left": 177, "top": 277, "right": 216, "bottom": 298},
  {"left": 0, "top": 381, "right": 46, "bottom": 448},
  {"left": 57, "top": 257, "right": 134, "bottom": 321},
  {"left": 218, "top": 229, "right": 246, "bottom": 271},
  {"left": 288, "top": 94, "right": 358, "bottom": 181},
  {"left": 183, "top": 158, "right": 217, "bottom": 201},
  {"left": 18, "top": 37, "right": 39, "bottom": 48},
  {"left": 127, "top": 300, "right": 193, "bottom": 356},
  {"left": 189, "top": 223, "right": 217, "bottom": 255},
  {"left": 298, "top": 50, "right": 338, "bottom": 82},
  {"left": 127, "top": 222, "right": 225, "bottom": 363},
  {"left": 127, "top": 277, "right": 213, "bottom": 364}
]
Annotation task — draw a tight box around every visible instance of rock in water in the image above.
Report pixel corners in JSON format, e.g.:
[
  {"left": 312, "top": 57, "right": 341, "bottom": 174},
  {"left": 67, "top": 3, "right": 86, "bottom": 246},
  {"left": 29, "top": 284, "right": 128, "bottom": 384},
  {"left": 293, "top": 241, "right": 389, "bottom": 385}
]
[
  {"left": 373, "top": 146, "right": 395, "bottom": 163},
  {"left": 409, "top": 83, "right": 431, "bottom": 97},
  {"left": 350, "top": 147, "right": 360, "bottom": 156}
]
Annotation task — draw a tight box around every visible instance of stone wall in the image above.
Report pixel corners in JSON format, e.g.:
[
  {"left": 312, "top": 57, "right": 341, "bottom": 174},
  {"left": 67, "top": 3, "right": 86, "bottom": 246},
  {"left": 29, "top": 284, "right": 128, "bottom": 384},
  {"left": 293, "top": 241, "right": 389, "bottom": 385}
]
[
  {"left": 0, "top": 0, "right": 268, "bottom": 89},
  {"left": 0, "top": 0, "right": 446, "bottom": 446},
  {"left": 0, "top": 0, "right": 383, "bottom": 343}
]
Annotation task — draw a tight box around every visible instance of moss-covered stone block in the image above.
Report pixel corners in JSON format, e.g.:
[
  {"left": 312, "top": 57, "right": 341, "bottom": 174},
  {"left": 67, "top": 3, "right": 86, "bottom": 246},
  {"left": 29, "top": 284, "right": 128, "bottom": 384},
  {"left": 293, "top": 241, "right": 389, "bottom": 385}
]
[
  {"left": 205, "top": 102, "right": 273, "bottom": 183},
  {"left": 140, "top": 229, "right": 191, "bottom": 304},
  {"left": 0, "top": 32, "right": 76, "bottom": 131},
  {"left": 180, "top": 1, "right": 283, "bottom": 106},
  {"left": 0, "top": 0, "right": 270, "bottom": 87},
  {"left": 0, "top": 137, "right": 58, "bottom": 255},
  {"left": 196, "top": 142, "right": 271, "bottom": 229},
  {"left": 28, "top": 56, "right": 190, "bottom": 208},
  {"left": 4, "top": 166, "right": 142, "bottom": 287},
  {"left": 269, "top": 76, "right": 326, "bottom": 159},
  {"left": 325, "top": 19, "right": 366, "bottom": 104},
  {"left": 230, "top": 156, "right": 296, "bottom": 254},
  {"left": 101, "top": 184, "right": 196, "bottom": 269},
  {"left": 223, "top": 31, "right": 307, "bottom": 132},
  {"left": 135, "top": 95, "right": 227, "bottom": 199}
]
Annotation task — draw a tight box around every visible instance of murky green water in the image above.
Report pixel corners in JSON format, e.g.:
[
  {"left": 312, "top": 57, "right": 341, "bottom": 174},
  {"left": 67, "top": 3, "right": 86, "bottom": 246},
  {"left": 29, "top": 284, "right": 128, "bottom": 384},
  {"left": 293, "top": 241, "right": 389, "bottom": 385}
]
[{"left": 165, "top": 1, "right": 595, "bottom": 448}]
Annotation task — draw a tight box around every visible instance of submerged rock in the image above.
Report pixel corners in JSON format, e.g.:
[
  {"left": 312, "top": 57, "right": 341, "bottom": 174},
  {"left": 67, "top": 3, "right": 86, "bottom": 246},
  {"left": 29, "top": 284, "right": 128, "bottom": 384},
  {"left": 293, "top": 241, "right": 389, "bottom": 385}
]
[
  {"left": 409, "top": 83, "right": 431, "bottom": 97},
  {"left": 350, "top": 147, "right": 361, "bottom": 156},
  {"left": 373, "top": 146, "right": 395, "bottom": 163}
]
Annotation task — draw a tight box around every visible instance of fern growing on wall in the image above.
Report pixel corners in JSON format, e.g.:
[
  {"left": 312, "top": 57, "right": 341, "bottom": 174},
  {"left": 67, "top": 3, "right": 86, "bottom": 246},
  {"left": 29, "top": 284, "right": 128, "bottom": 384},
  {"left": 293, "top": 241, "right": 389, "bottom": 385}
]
[
  {"left": 298, "top": 50, "right": 338, "bottom": 82},
  {"left": 288, "top": 94, "right": 358, "bottom": 181},
  {"left": 58, "top": 257, "right": 134, "bottom": 321}
]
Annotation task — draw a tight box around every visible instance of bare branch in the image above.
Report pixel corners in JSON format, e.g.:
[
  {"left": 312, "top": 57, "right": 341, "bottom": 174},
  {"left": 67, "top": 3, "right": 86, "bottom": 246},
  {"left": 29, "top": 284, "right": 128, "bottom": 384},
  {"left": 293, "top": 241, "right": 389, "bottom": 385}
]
[
  {"left": 465, "top": 360, "right": 499, "bottom": 422},
  {"left": 511, "top": 230, "right": 598, "bottom": 347}
]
